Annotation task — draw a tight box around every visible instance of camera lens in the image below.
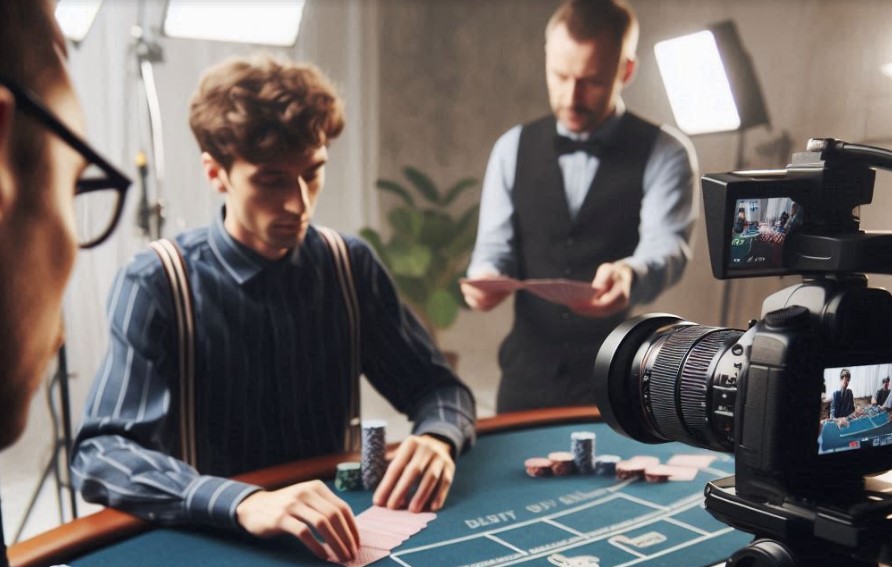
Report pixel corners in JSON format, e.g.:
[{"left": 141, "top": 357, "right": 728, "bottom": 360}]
[{"left": 594, "top": 313, "right": 744, "bottom": 452}]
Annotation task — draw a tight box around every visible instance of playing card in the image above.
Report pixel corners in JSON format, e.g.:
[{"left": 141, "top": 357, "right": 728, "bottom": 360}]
[
  {"left": 459, "top": 276, "right": 524, "bottom": 293},
  {"left": 661, "top": 465, "right": 699, "bottom": 481},
  {"left": 523, "top": 279, "right": 598, "bottom": 305},
  {"left": 628, "top": 455, "right": 661, "bottom": 468},
  {"left": 325, "top": 544, "right": 391, "bottom": 567},
  {"left": 667, "top": 454, "right": 717, "bottom": 469}
]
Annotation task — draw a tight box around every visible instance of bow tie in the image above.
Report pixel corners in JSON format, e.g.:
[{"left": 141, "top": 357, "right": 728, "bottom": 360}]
[{"left": 554, "top": 135, "right": 603, "bottom": 156}]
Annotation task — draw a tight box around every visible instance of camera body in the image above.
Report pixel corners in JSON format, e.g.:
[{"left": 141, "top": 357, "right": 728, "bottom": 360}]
[{"left": 594, "top": 139, "right": 892, "bottom": 562}]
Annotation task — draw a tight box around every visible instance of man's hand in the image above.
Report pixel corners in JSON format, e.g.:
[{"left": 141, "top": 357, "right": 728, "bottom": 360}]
[
  {"left": 461, "top": 271, "right": 511, "bottom": 311},
  {"left": 373, "top": 434, "right": 455, "bottom": 513},
  {"left": 236, "top": 480, "right": 359, "bottom": 562},
  {"left": 568, "top": 262, "right": 634, "bottom": 318}
]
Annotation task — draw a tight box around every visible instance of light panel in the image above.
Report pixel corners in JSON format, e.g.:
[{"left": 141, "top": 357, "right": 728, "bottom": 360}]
[
  {"left": 654, "top": 30, "right": 740, "bottom": 136},
  {"left": 163, "top": 1, "right": 306, "bottom": 47},
  {"left": 55, "top": 0, "right": 104, "bottom": 44}
]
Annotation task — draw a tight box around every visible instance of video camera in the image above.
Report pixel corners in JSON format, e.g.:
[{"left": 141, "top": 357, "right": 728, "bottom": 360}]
[{"left": 593, "top": 139, "right": 892, "bottom": 566}]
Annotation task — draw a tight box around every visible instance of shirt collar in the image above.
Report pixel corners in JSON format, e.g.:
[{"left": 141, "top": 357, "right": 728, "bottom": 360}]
[
  {"left": 555, "top": 98, "right": 626, "bottom": 142},
  {"left": 208, "top": 206, "right": 271, "bottom": 285}
]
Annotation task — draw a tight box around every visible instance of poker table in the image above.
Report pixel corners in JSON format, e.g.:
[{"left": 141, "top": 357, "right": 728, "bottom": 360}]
[{"left": 10, "top": 408, "right": 752, "bottom": 567}]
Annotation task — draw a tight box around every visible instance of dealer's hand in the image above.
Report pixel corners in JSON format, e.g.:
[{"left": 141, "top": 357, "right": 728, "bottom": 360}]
[
  {"left": 236, "top": 480, "right": 360, "bottom": 562},
  {"left": 461, "top": 271, "right": 511, "bottom": 311},
  {"left": 568, "top": 262, "right": 634, "bottom": 318},
  {"left": 373, "top": 434, "right": 455, "bottom": 513}
]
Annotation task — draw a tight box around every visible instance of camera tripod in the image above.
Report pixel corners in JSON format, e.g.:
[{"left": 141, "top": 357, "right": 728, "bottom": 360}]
[{"left": 705, "top": 475, "right": 892, "bottom": 566}]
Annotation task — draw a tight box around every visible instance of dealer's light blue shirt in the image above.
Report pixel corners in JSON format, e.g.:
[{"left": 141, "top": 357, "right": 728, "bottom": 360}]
[{"left": 468, "top": 104, "right": 698, "bottom": 305}]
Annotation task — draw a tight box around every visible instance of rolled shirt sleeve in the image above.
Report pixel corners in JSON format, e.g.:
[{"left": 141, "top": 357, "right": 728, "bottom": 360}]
[{"left": 71, "top": 260, "right": 260, "bottom": 530}]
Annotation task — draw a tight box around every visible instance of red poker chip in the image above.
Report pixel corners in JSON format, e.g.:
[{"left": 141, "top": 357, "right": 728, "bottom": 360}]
[
  {"left": 644, "top": 464, "right": 672, "bottom": 483},
  {"left": 547, "top": 451, "right": 575, "bottom": 476},
  {"left": 615, "top": 460, "right": 646, "bottom": 480},
  {"left": 524, "top": 457, "right": 553, "bottom": 477}
]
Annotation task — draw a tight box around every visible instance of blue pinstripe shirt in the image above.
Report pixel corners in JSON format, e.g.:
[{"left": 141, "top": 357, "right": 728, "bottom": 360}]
[{"left": 72, "top": 208, "right": 476, "bottom": 529}]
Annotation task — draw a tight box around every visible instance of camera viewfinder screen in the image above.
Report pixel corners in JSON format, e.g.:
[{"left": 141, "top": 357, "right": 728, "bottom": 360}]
[
  {"left": 819, "top": 364, "right": 892, "bottom": 455},
  {"left": 728, "top": 197, "right": 801, "bottom": 271}
]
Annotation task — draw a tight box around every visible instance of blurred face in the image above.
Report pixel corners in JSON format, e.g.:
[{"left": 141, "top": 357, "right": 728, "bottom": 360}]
[
  {"left": 841, "top": 375, "right": 850, "bottom": 390},
  {"left": 205, "top": 144, "right": 328, "bottom": 260},
  {"left": 545, "top": 22, "right": 634, "bottom": 133},
  {"left": 0, "top": 66, "right": 83, "bottom": 448}
]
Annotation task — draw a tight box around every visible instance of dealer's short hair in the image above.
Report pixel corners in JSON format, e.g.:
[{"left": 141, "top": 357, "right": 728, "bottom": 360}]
[
  {"left": 189, "top": 54, "right": 345, "bottom": 170},
  {"left": 546, "top": 0, "right": 639, "bottom": 59},
  {"left": 840, "top": 369, "right": 851, "bottom": 380}
]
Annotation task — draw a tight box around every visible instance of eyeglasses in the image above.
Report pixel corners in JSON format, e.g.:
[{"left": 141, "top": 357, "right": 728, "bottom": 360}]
[{"left": 0, "top": 75, "right": 131, "bottom": 248}]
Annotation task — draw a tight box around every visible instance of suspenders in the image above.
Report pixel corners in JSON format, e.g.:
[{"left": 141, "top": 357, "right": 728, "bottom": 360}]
[
  {"left": 149, "top": 239, "right": 198, "bottom": 468},
  {"left": 150, "top": 228, "right": 362, "bottom": 469},
  {"left": 316, "top": 227, "right": 362, "bottom": 453}
]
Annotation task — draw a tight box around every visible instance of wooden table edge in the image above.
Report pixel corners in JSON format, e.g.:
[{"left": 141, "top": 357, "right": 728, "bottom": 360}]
[{"left": 8, "top": 406, "right": 600, "bottom": 567}]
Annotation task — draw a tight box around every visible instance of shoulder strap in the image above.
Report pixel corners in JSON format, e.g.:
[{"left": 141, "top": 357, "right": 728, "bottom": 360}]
[
  {"left": 315, "top": 227, "right": 362, "bottom": 453},
  {"left": 149, "top": 239, "right": 198, "bottom": 468}
]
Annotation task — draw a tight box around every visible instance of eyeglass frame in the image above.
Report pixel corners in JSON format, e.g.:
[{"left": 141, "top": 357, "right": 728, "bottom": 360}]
[{"left": 0, "top": 74, "right": 132, "bottom": 248}]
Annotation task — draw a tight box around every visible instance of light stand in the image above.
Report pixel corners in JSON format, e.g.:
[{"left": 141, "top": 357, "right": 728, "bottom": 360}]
[
  {"left": 132, "top": 20, "right": 166, "bottom": 241},
  {"left": 13, "top": 345, "right": 77, "bottom": 541}
]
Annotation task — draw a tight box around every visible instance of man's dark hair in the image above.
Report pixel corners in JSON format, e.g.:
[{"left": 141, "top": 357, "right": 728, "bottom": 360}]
[
  {"left": 189, "top": 54, "right": 345, "bottom": 170},
  {"left": 546, "top": 0, "right": 639, "bottom": 59},
  {"left": 841, "top": 369, "right": 851, "bottom": 380}
]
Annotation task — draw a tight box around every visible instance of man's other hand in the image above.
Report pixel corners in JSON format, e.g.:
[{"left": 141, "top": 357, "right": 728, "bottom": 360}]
[
  {"left": 568, "top": 262, "right": 633, "bottom": 318},
  {"left": 236, "top": 480, "right": 360, "bottom": 562},
  {"left": 373, "top": 434, "right": 455, "bottom": 513},
  {"left": 461, "top": 271, "right": 511, "bottom": 311}
]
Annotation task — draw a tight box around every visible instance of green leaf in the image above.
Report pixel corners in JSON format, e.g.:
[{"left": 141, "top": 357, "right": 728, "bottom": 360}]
[
  {"left": 418, "top": 210, "right": 456, "bottom": 249},
  {"left": 393, "top": 275, "right": 428, "bottom": 307},
  {"left": 386, "top": 238, "right": 432, "bottom": 278},
  {"left": 441, "top": 177, "right": 478, "bottom": 206},
  {"left": 376, "top": 179, "right": 415, "bottom": 207},
  {"left": 388, "top": 207, "right": 423, "bottom": 238},
  {"left": 403, "top": 166, "right": 441, "bottom": 204},
  {"left": 426, "top": 288, "right": 460, "bottom": 329},
  {"left": 443, "top": 204, "right": 479, "bottom": 257}
]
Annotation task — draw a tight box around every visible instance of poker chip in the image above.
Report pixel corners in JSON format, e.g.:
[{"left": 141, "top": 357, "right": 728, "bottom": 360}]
[
  {"left": 547, "top": 451, "right": 575, "bottom": 476},
  {"left": 361, "top": 420, "right": 387, "bottom": 490},
  {"left": 334, "top": 461, "right": 362, "bottom": 491},
  {"left": 615, "top": 460, "right": 646, "bottom": 480},
  {"left": 570, "top": 431, "right": 596, "bottom": 475},
  {"left": 594, "top": 455, "right": 621, "bottom": 476},
  {"left": 524, "top": 457, "right": 553, "bottom": 477},
  {"left": 644, "top": 465, "right": 672, "bottom": 483}
]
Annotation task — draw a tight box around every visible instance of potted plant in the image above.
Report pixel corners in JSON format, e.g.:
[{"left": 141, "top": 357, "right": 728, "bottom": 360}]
[{"left": 360, "top": 166, "right": 479, "bottom": 346}]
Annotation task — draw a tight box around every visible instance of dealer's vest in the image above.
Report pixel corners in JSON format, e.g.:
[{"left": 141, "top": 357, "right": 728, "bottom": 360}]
[{"left": 497, "top": 112, "right": 660, "bottom": 412}]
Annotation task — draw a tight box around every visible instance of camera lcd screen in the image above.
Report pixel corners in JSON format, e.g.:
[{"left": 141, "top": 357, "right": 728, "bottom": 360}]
[
  {"left": 818, "top": 364, "right": 892, "bottom": 455},
  {"left": 728, "top": 197, "right": 801, "bottom": 272}
]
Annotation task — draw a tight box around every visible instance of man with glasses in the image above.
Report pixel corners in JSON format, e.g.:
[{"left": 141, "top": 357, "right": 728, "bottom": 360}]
[
  {"left": 0, "top": 2, "right": 131, "bottom": 564},
  {"left": 72, "top": 54, "right": 475, "bottom": 563}
]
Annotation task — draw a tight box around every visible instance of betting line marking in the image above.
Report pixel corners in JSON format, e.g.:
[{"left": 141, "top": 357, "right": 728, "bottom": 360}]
[
  {"left": 391, "top": 491, "right": 710, "bottom": 566},
  {"left": 486, "top": 534, "right": 530, "bottom": 557},
  {"left": 390, "top": 480, "right": 636, "bottom": 556},
  {"left": 614, "top": 527, "right": 737, "bottom": 567}
]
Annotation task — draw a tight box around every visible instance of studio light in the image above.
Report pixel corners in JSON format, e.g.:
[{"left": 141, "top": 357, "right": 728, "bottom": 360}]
[
  {"left": 882, "top": 62, "right": 892, "bottom": 79},
  {"left": 654, "top": 21, "right": 769, "bottom": 136},
  {"left": 55, "top": 0, "right": 104, "bottom": 44},
  {"left": 163, "top": 0, "right": 306, "bottom": 47}
]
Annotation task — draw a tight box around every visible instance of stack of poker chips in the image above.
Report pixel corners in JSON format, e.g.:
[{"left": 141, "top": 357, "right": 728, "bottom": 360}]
[
  {"left": 335, "top": 462, "right": 362, "bottom": 491},
  {"left": 594, "top": 455, "right": 621, "bottom": 476},
  {"left": 361, "top": 420, "right": 387, "bottom": 490},
  {"left": 570, "top": 431, "right": 596, "bottom": 475}
]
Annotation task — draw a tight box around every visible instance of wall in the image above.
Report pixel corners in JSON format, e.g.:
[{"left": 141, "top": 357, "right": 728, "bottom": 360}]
[{"left": 375, "top": 0, "right": 892, "bottom": 415}]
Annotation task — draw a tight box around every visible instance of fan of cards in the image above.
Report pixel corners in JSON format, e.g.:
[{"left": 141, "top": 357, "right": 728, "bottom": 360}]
[
  {"left": 324, "top": 506, "right": 436, "bottom": 567},
  {"left": 460, "top": 276, "right": 599, "bottom": 306}
]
